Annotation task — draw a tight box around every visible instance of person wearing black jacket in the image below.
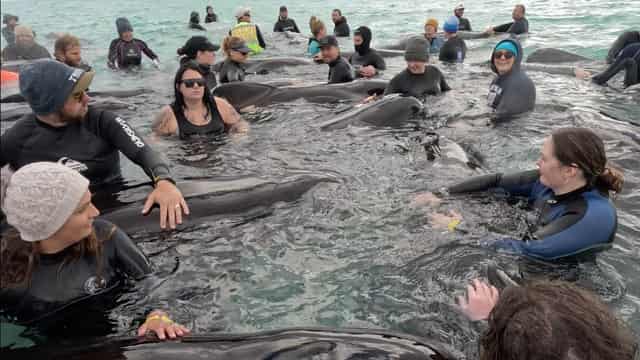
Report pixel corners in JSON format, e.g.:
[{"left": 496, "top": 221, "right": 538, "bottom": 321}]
[
  {"left": 319, "top": 35, "right": 354, "bottom": 84},
  {"left": 205, "top": 6, "right": 218, "bottom": 23},
  {"left": 486, "top": 4, "right": 529, "bottom": 35},
  {"left": 0, "top": 60, "right": 188, "bottom": 229},
  {"left": 331, "top": 9, "right": 350, "bottom": 37},
  {"left": 273, "top": 6, "right": 300, "bottom": 33},
  {"left": 107, "top": 18, "right": 159, "bottom": 69},
  {"left": 349, "top": 26, "right": 385, "bottom": 78},
  {"left": 177, "top": 36, "right": 220, "bottom": 89},
  {"left": 189, "top": 11, "right": 206, "bottom": 31}
]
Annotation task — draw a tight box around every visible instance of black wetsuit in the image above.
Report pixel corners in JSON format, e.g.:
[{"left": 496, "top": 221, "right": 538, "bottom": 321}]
[
  {"left": 488, "top": 38, "right": 536, "bottom": 120},
  {"left": 273, "top": 17, "right": 300, "bottom": 33},
  {"left": 0, "top": 219, "right": 152, "bottom": 331},
  {"left": 0, "top": 107, "right": 172, "bottom": 189},
  {"left": 593, "top": 43, "right": 640, "bottom": 88},
  {"left": 170, "top": 101, "right": 225, "bottom": 139},
  {"left": 218, "top": 59, "right": 246, "bottom": 83},
  {"left": 493, "top": 18, "right": 529, "bottom": 35},
  {"left": 384, "top": 67, "right": 451, "bottom": 98},
  {"left": 606, "top": 31, "right": 640, "bottom": 64},
  {"left": 1, "top": 42, "right": 51, "bottom": 61},
  {"left": 107, "top": 38, "right": 158, "bottom": 69},
  {"left": 189, "top": 22, "right": 206, "bottom": 31},
  {"left": 205, "top": 13, "right": 217, "bottom": 23},
  {"left": 200, "top": 63, "right": 218, "bottom": 89},
  {"left": 457, "top": 17, "right": 472, "bottom": 31},
  {"left": 349, "top": 26, "right": 386, "bottom": 77},
  {"left": 333, "top": 17, "right": 350, "bottom": 37},
  {"left": 447, "top": 170, "right": 617, "bottom": 261},
  {"left": 1, "top": 26, "right": 15, "bottom": 45},
  {"left": 328, "top": 56, "right": 354, "bottom": 84},
  {"left": 439, "top": 36, "right": 467, "bottom": 63}
]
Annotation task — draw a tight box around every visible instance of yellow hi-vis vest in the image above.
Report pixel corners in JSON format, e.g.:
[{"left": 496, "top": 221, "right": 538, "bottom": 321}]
[{"left": 231, "top": 22, "right": 264, "bottom": 55}]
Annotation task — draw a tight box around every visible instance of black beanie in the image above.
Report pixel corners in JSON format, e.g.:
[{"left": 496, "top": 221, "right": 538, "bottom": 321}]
[{"left": 116, "top": 17, "right": 133, "bottom": 35}]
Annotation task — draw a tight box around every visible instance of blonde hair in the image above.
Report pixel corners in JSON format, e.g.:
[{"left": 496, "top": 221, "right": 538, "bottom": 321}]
[
  {"left": 309, "top": 16, "right": 325, "bottom": 37},
  {"left": 222, "top": 36, "right": 245, "bottom": 56}
]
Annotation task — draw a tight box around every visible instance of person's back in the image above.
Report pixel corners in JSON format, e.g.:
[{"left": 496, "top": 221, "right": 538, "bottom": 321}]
[
  {"left": 231, "top": 7, "right": 266, "bottom": 55},
  {"left": 439, "top": 36, "right": 466, "bottom": 63}
]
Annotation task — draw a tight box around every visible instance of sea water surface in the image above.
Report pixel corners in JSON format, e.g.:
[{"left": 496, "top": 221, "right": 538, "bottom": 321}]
[{"left": 1, "top": 0, "right": 639, "bottom": 357}]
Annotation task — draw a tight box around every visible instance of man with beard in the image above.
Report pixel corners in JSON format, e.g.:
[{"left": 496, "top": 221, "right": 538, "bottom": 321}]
[
  {"left": 1, "top": 25, "right": 50, "bottom": 61},
  {"left": 0, "top": 60, "right": 189, "bottom": 230}
]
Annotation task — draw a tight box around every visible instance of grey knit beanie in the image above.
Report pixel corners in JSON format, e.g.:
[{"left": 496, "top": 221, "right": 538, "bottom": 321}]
[
  {"left": 404, "top": 36, "right": 429, "bottom": 62},
  {"left": 1, "top": 162, "right": 89, "bottom": 242}
]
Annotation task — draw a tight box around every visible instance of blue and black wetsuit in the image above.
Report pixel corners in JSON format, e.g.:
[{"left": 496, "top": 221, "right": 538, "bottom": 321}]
[
  {"left": 593, "top": 42, "right": 640, "bottom": 88},
  {"left": 448, "top": 170, "right": 618, "bottom": 261}
]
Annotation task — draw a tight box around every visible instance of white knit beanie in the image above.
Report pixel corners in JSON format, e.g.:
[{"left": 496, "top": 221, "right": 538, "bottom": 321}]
[{"left": 1, "top": 162, "right": 89, "bottom": 242}]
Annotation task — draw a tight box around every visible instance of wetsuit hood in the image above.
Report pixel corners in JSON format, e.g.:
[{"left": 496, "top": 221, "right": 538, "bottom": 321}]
[
  {"left": 354, "top": 26, "right": 372, "bottom": 55},
  {"left": 490, "top": 37, "right": 524, "bottom": 75},
  {"left": 190, "top": 12, "right": 200, "bottom": 24}
]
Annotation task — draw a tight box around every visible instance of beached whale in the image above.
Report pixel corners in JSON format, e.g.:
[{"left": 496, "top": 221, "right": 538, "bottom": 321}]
[
  {"left": 1, "top": 99, "right": 137, "bottom": 122},
  {"left": 213, "top": 57, "right": 313, "bottom": 74},
  {"left": 212, "top": 80, "right": 389, "bottom": 110},
  {"left": 526, "top": 48, "right": 594, "bottom": 64},
  {"left": 1, "top": 89, "right": 152, "bottom": 103}
]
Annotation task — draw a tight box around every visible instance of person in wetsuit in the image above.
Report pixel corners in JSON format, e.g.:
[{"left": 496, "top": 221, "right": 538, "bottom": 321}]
[
  {"left": 177, "top": 36, "right": 220, "bottom": 89},
  {"left": 487, "top": 38, "right": 536, "bottom": 120},
  {"left": 424, "top": 19, "right": 445, "bottom": 54},
  {"left": 606, "top": 30, "right": 640, "bottom": 64},
  {"left": 2, "top": 14, "right": 19, "bottom": 45},
  {"left": 0, "top": 162, "right": 190, "bottom": 340},
  {"left": 485, "top": 4, "right": 529, "bottom": 35},
  {"left": 1, "top": 25, "right": 51, "bottom": 61},
  {"left": 319, "top": 35, "right": 354, "bottom": 84},
  {"left": 454, "top": 3, "right": 472, "bottom": 31},
  {"left": 107, "top": 18, "right": 159, "bottom": 70},
  {"left": 591, "top": 43, "right": 640, "bottom": 88},
  {"left": 218, "top": 36, "right": 250, "bottom": 83},
  {"left": 414, "top": 127, "right": 623, "bottom": 262},
  {"left": 349, "top": 26, "right": 386, "bottom": 78},
  {"left": 308, "top": 16, "right": 327, "bottom": 60},
  {"left": 439, "top": 16, "right": 467, "bottom": 63},
  {"left": 153, "top": 61, "right": 248, "bottom": 139},
  {"left": 0, "top": 60, "right": 188, "bottom": 229},
  {"left": 273, "top": 6, "right": 300, "bottom": 33},
  {"left": 230, "top": 7, "right": 266, "bottom": 55},
  {"left": 384, "top": 37, "right": 450, "bottom": 98},
  {"left": 331, "top": 9, "right": 350, "bottom": 37},
  {"left": 205, "top": 6, "right": 218, "bottom": 23},
  {"left": 189, "top": 11, "right": 206, "bottom": 31},
  {"left": 54, "top": 34, "right": 92, "bottom": 71}
]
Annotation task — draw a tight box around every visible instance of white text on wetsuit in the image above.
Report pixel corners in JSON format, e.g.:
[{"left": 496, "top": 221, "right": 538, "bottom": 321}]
[{"left": 115, "top": 117, "right": 145, "bottom": 148}]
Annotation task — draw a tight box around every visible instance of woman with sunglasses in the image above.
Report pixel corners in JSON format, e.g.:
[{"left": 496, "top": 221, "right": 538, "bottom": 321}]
[
  {"left": 413, "top": 127, "right": 623, "bottom": 262},
  {"left": 218, "top": 36, "right": 250, "bottom": 84},
  {"left": 487, "top": 38, "right": 535, "bottom": 121},
  {"left": 153, "top": 61, "right": 248, "bottom": 139}
]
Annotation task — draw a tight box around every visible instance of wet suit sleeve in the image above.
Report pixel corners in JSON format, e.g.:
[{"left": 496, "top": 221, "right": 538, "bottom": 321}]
[
  {"left": 507, "top": 20, "right": 527, "bottom": 35},
  {"left": 437, "top": 68, "right": 451, "bottom": 92},
  {"left": 137, "top": 39, "right": 158, "bottom": 60},
  {"left": 606, "top": 31, "right": 640, "bottom": 64},
  {"left": 96, "top": 110, "right": 171, "bottom": 182},
  {"left": 256, "top": 26, "right": 266, "bottom": 49},
  {"left": 107, "top": 39, "right": 119, "bottom": 68},
  {"left": 372, "top": 52, "right": 386, "bottom": 71},
  {"left": 383, "top": 75, "right": 401, "bottom": 95},
  {"left": 293, "top": 20, "right": 300, "bottom": 33},
  {"left": 97, "top": 220, "right": 153, "bottom": 279},
  {"left": 447, "top": 169, "right": 539, "bottom": 197},
  {"left": 493, "top": 23, "right": 513, "bottom": 33}
]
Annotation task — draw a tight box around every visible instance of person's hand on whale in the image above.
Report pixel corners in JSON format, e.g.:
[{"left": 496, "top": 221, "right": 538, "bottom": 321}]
[
  {"left": 359, "top": 65, "right": 377, "bottom": 78},
  {"left": 138, "top": 310, "right": 191, "bottom": 340},
  {"left": 574, "top": 67, "right": 592, "bottom": 80},
  {"left": 457, "top": 279, "right": 499, "bottom": 321},
  {"left": 143, "top": 180, "right": 190, "bottom": 229}
]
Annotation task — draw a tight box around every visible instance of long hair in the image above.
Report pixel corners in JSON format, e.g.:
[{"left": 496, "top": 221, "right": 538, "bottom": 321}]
[{"left": 173, "top": 60, "right": 217, "bottom": 112}]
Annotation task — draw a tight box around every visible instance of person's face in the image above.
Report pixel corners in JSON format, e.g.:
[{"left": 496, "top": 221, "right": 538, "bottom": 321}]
[
  {"left": 241, "top": 14, "right": 251, "bottom": 22},
  {"left": 179, "top": 69, "right": 206, "bottom": 101},
  {"left": 425, "top": 25, "right": 437, "bottom": 38},
  {"left": 407, "top": 60, "right": 426, "bottom": 74},
  {"left": 513, "top": 6, "right": 524, "bottom": 19},
  {"left": 455, "top": 8, "right": 464, "bottom": 17},
  {"left": 321, "top": 45, "right": 339, "bottom": 62},
  {"left": 196, "top": 49, "right": 216, "bottom": 65},
  {"left": 493, "top": 50, "right": 515, "bottom": 75},
  {"left": 230, "top": 49, "right": 249, "bottom": 62},
  {"left": 353, "top": 34, "right": 363, "bottom": 46},
  {"left": 537, "top": 137, "right": 577, "bottom": 190},
  {"left": 60, "top": 87, "right": 90, "bottom": 123},
  {"left": 7, "top": 18, "right": 18, "bottom": 27},
  {"left": 280, "top": 10, "right": 288, "bottom": 19},
  {"left": 50, "top": 191, "right": 99, "bottom": 246},
  {"left": 318, "top": 27, "right": 327, "bottom": 38},
  {"left": 207, "top": 8, "right": 214, "bottom": 15},
  {"left": 62, "top": 46, "right": 82, "bottom": 67},
  {"left": 16, "top": 33, "right": 34, "bottom": 46},
  {"left": 121, "top": 31, "right": 133, "bottom": 41},
  {"left": 332, "top": 11, "right": 340, "bottom": 23}
]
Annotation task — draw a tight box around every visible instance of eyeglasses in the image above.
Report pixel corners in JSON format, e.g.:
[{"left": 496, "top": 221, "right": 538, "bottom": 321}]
[
  {"left": 71, "top": 90, "right": 86, "bottom": 101},
  {"left": 494, "top": 51, "right": 515, "bottom": 60},
  {"left": 181, "top": 78, "right": 206, "bottom": 88}
]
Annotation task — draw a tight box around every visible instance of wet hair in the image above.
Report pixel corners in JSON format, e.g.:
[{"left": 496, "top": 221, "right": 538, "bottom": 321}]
[
  {"left": 221, "top": 36, "right": 245, "bottom": 56},
  {"left": 54, "top": 34, "right": 81, "bottom": 57},
  {"left": 550, "top": 127, "right": 624, "bottom": 196},
  {"left": 481, "top": 281, "right": 637, "bottom": 360},
  {"left": 309, "top": 16, "right": 325, "bottom": 37},
  {"left": 173, "top": 60, "right": 217, "bottom": 112}
]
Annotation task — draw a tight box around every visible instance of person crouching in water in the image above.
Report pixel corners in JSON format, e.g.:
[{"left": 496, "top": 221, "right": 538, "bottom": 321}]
[
  {"left": 107, "top": 17, "right": 159, "bottom": 70},
  {"left": 319, "top": 35, "right": 354, "bottom": 84},
  {"left": 218, "top": 36, "right": 250, "bottom": 83}
]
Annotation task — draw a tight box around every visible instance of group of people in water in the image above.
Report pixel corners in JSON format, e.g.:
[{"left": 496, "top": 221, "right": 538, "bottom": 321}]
[{"left": 0, "top": 3, "right": 638, "bottom": 358}]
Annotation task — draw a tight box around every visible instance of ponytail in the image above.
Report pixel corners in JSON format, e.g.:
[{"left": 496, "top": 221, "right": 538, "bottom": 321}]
[
  {"left": 222, "top": 36, "right": 233, "bottom": 56},
  {"left": 595, "top": 163, "right": 624, "bottom": 197},
  {"left": 309, "top": 16, "right": 325, "bottom": 37}
]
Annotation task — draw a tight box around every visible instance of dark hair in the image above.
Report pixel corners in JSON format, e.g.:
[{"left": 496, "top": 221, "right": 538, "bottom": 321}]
[
  {"left": 54, "top": 34, "right": 81, "bottom": 57},
  {"left": 332, "top": 9, "right": 342, "bottom": 16},
  {"left": 481, "top": 281, "right": 637, "bottom": 360},
  {"left": 516, "top": 4, "right": 526, "bottom": 14},
  {"left": 190, "top": 11, "right": 200, "bottom": 24},
  {"left": 550, "top": 127, "right": 624, "bottom": 196},
  {"left": 173, "top": 60, "right": 217, "bottom": 112}
]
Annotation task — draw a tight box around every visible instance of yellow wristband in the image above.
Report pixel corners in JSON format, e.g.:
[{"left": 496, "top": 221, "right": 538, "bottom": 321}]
[
  {"left": 145, "top": 315, "right": 173, "bottom": 324},
  {"left": 448, "top": 219, "right": 461, "bottom": 232}
]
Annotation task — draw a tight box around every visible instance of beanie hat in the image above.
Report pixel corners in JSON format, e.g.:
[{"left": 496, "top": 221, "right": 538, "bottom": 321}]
[
  {"left": 404, "top": 36, "right": 429, "bottom": 62},
  {"left": 495, "top": 41, "right": 519, "bottom": 57},
  {"left": 19, "top": 59, "right": 94, "bottom": 116},
  {"left": 14, "top": 25, "right": 34, "bottom": 38},
  {"left": 425, "top": 18, "right": 439, "bottom": 29},
  {"left": 443, "top": 16, "right": 459, "bottom": 33},
  {"left": 1, "top": 162, "right": 89, "bottom": 242},
  {"left": 235, "top": 6, "right": 251, "bottom": 19},
  {"left": 116, "top": 17, "right": 133, "bottom": 35}
]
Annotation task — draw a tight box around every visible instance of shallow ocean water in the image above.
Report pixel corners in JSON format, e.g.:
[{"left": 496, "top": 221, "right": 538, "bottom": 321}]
[{"left": 1, "top": 0, "right": 639, "bottom": 356}]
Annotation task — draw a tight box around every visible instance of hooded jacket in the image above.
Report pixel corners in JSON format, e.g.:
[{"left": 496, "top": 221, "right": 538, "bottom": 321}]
[
  {"left": 488, "top": 38, "right": 536, "bottom": 120},
  {"left": 189, "top": 12, "right": 206, "bottom": 31},
  {"left": 349, "top": 26, "right": 386, "bottom": 74},
  {"left": 333, "top": 16, "right": 350, "bottom": 37}
]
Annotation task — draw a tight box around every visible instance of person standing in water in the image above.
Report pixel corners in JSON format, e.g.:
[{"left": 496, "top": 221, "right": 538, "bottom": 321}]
[
  {"left": 308, "top": 16, "right": 327, "bottom": 60},
  {"left": 319, "top": 35, "right": 354, "bottom": 84},
  {"left": 1, "top": 25, "right": 51, "bottom": 61},
  {"left": 205, "top": 6, "right": 218, "bottom": 23},
  {"left": 485, "top": 4, "right": 529, "bottom": 35},
  {"left": 177, "top": 36, "right": 220, "bottom": 89},
  {"left": 349, "top": 26, "right": 386, "bottom": 78},
  {"left": 230, "top": 7, "right": 266, "bottom": 55},
  {"left": 273, "top": 6, "right": 300, "bottom": 33},
  {"left": 384, "top": 37, "right": 450, "bottom": 98},
  {"left": 331, "top": 9, "right": 350, "bottom": 37},
  {"left": 439, "top": 16, "right": 467, "bottom": 63},
  {"left": 453, "top": 4, "right": 472, "bottom": 31},
  {"left": 54, "top": 34, "right": 92, "bottom": 71},
  {"left": 424, "top": 19, "right": 445, "bottom": 54},
  {"left": 153, "top": 61, "right": 248, "bottom": 139},
  {"left": 2, "top": 14, "right": 19, "bottom": 45},
  {"left": 218, "top": 36, "right": 250, "bottom": 83},
  {"left": 189, "top": 11, "right": 206, "bottom": 31},
  {"left": 107, "top": 18, "right": 159, "bottom": 70}
]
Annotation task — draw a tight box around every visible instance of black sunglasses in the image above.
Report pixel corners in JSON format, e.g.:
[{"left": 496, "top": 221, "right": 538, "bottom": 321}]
[
  {"left": 494, "top": 51, "right": 515, "bottom": 60},
  {"left": 181, "top": 78, "right": 206, "bottom": 88}
]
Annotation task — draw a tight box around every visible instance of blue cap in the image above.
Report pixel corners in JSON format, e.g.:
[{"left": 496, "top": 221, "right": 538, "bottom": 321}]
[
  {"left": 19, "top": 59, "right": 93, "bottom": 116},
  {"left": 443, "top": 16, "right": 459, "bottom": 33},
  {"left": 495, "top": 41, "right": 518, "bottom": 57}
]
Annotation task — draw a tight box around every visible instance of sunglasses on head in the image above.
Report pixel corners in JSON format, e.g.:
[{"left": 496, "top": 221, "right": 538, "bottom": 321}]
[
  {"left": 71, "top": 89, "right": 86, "bottom": 101},
  {"left": 494, "top": 51, "right": 515, "bottom": 60},
  {"left": 181, "top": 78, "right": 206, "bottom": 88}
]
